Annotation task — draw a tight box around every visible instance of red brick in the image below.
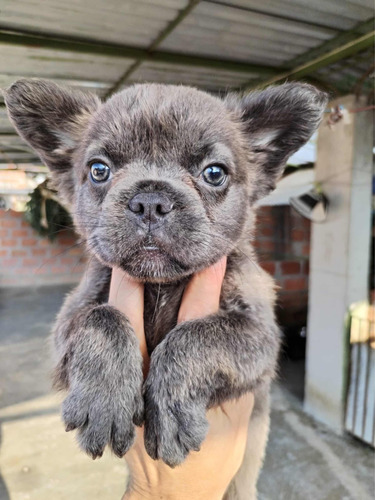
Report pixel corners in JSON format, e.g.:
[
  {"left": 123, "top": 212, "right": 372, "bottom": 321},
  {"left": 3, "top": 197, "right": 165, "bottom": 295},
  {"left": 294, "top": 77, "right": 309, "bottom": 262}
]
[
  {"left": 69, "top": 247, "right": 83, "bottom": 256},
  {"left": 0, "top": 229, "right": 9, "bottom": 238},
  {"left": 0, "top": 249, "right": 8, "bottom": 257},
  {"left": 257, "top": 206, "right": 273, "bottom": 217},
  {"left": 0, "top": 219, "right": 17, "bottom": 228},
  {"left": 13, "top": 229, "right": 28, "bottom": 237},
  {"left": 291, "top": 230, "right": 305, "bottom": 242},
  {"left": 61, "top": 256, "right": 76, "bottom": 265},
  {"left": 51, "top": 248, "right": 63, "bottom": 257},
  {"left": 39, "top": 239, "right": 50, "bottom": 247},
  {"left": 301, "top": 260, "right": 310, "bottom": 275},
  {"left": 32, "top": 248, "right": 47, "bottom": 256},
  {"left": 258, "top": 226, "right": 274, "bottom": 237},
  {"left": 58, "top": 235, "right": 76, "bottom": 246},
  {"left": 34, "top": 267, "right": 50, "bottom": 275},
  {"left": 284, "top": 277, "right": 307, "bottom": 291},
  {"left": 72, "top": 263, "right": 86, "bottom": 273},
  {"left": 13, "top": 268, "right": 26, "bottom": 275},
  {"left": 12, "top": 249, "right": 27, "bottom": 257},
  {"left": 21, "top": 220, "right": 30, "bottom": 228},
  {"left": 22, "top": 238, "right": 38, "bottom": 247},
  {"left": 23, "top": 257, "right": 40, "bottom": 266},
  {"left": 51, "top": 266, "right": 68, "bottom": 274},
  {"left": 280, "top": 261, "right": 300, "bottom": 274},
  {"left": 9, "top": 210, "right": 22, "bottom": 218},
  {"left": 2, "top": 239, "right": 17, "bottom": 246},
  {"left": 2, "top": 258, "right": 19, "bottom": 267},
  {"left": 257, "top": 240, "right": 275, "bottom": 252},
  {"left": 300, "top": 216, "right": 311, "bottom": 230},
  {"left": 259, "top": 261, "right": 276, "bottom": 275},
  {"left": 302, "top": 244, "right": 310, "bottom": 257}
]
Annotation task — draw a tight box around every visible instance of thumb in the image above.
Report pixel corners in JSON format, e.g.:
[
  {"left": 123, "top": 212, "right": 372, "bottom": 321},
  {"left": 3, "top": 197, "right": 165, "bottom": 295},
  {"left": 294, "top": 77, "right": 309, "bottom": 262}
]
[
  {"left": 108, "top": 267, "right": 149, "bottom": 375},
  {"left": 178, "top": 257, "right": 227, "bottom": 323}
]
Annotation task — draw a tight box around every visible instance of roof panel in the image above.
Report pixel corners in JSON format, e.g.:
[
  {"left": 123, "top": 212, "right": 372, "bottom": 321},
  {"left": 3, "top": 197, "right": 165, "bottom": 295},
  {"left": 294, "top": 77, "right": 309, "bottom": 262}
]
[
  {"left": 159, "top": 2, "right": 345, "bottom": 66},
  {"left": 0, "top": 0, "right": 189, "bottom": 46},
  {"left": 127, "top": 60, "right": 258, "bottom": 90},
  {"left": 181, "top": 14, "right": 331, "bottom": 46},
  {"left": 0, "top": 44, "right": 134, "bottom": 84},
  {"left": 220, "top": 0, "right": 374, "bottom": 29}
]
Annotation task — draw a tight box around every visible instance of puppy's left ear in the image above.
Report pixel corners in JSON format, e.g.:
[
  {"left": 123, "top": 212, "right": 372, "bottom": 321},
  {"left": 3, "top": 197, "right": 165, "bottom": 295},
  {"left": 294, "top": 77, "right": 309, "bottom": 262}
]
[{"left": 226, "top": 83, "right": 328, "bottom": 202}]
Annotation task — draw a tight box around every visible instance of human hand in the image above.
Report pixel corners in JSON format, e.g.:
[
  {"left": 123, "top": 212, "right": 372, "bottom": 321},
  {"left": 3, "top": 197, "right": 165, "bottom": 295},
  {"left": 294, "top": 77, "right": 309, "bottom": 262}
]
[{"left": 109, "top": 259, "right": 254, "bottom": 500}]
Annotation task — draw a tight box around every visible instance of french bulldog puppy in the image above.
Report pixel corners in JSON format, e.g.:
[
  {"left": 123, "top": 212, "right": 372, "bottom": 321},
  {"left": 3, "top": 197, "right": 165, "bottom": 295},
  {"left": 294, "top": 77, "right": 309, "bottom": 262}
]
[{"left": 4, "top": 80, "right": 327, "bottom": 496}]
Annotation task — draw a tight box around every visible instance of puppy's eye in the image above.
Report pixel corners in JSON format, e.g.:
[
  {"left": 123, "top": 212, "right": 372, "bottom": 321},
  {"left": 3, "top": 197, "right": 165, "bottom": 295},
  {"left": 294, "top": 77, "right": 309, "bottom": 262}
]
[
  {"left": 202, "top": 165, "right": 227, "bottom": 186},
  {"left": 90, "top": 162, "right": 111, "bottom": 183}
]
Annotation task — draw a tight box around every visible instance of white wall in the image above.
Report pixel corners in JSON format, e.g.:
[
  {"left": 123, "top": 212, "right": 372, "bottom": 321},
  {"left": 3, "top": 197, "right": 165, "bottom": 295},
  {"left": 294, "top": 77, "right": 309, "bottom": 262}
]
[{"left": 304, "top": 95, "right": 373, "bottom": 430}]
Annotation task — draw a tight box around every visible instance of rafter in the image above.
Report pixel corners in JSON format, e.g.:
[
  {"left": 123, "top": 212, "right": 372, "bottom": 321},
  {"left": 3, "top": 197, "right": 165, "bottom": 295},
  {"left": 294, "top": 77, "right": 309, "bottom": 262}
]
[
  {"left": 106, "top": 0, "right": 202, "bottom": 97},
  {"left": 244, "top": 18, "right": 374, "bottom": 90},
  {"left": 0, "top": 27, "right": 278, "bottom": 78}
]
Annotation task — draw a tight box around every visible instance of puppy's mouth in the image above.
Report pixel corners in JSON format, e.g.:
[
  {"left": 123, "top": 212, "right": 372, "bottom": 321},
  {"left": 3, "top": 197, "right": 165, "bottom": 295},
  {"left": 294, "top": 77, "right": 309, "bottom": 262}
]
[
  {"left": 142, "top": 235, "right": 162, "bottom": 252},
  {"left": 143, "top": 245, "right": 159, "bottom": 251}
]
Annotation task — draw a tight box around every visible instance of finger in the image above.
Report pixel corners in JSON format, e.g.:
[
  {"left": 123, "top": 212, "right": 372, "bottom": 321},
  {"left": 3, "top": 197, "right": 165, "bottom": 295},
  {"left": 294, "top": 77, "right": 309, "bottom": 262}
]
[
  {"left": 178, "top": 257, "right": 227, "bottom": 323},
  {"left": 108, "top": 267, "right": 149, "bottom": 372}
]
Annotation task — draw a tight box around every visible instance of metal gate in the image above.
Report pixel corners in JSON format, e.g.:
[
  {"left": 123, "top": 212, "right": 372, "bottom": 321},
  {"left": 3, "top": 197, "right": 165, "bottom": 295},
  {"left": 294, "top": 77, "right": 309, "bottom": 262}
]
[{"left": 345, "top": 303, "right": 375, "bottom": 447}]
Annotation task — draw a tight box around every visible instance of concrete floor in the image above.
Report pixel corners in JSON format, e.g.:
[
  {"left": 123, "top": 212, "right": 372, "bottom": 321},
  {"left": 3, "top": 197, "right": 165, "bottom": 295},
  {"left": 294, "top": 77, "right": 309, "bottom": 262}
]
[{"left": 0, "top": 285, "right": 374, "bottom": 500}]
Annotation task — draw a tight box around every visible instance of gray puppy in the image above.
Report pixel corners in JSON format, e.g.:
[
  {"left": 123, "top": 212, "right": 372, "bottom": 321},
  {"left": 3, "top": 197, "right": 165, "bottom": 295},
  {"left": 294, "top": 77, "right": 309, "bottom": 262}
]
[{"left": 4, "top": 80, "right": 327, "bottom": 497}]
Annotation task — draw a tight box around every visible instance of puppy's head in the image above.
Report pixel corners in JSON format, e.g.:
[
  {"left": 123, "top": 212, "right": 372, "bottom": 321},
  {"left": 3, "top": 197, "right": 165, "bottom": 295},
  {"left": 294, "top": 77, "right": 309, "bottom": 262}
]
[{"left": 4, "top": 80, "right": 327, "bottom": 282}]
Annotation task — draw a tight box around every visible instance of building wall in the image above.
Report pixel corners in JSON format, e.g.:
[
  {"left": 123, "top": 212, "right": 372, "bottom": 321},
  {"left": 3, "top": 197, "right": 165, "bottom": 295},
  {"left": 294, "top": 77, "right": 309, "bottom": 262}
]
[
  {"left": 1, "top": 206, "right": 311, "bottom": 329},
  {"left": 0, "top": 209, "right": 85, "bottom": 287},
  {"left": 256, "top": 205, "right": 311, "bottom": 327}
]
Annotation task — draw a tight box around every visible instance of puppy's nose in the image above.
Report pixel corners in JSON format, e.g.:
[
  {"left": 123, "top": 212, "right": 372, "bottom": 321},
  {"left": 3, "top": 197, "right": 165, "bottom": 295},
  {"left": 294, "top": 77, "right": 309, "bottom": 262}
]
[{"left": 128, "top": 192, "right": 174, "bottom": 228}]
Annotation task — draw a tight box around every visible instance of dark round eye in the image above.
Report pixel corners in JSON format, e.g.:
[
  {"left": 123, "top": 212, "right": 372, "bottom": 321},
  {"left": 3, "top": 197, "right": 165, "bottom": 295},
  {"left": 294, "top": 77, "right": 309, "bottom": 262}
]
[
  {"left": 202, "top": 165, "right": 227, "bottom": 186},
  {"left": 90, "top": 162, "right": 111, "bottom": 183}
]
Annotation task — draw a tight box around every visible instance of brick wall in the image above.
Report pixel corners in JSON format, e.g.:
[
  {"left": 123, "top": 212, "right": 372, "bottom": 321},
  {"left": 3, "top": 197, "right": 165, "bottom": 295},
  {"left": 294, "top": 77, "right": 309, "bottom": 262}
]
[
  {"left": 256, "top": 205, "right": 311, "bottom": 328},
  {"left": 0, "top": 209, "right": 85, "bottom": 287}
]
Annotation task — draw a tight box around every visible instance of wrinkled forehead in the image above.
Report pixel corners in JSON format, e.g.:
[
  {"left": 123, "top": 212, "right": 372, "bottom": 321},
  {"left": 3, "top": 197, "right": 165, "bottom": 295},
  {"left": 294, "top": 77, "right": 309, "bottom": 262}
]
[{"left": 84, "top": 84, "right": 240, "bottom": 169}]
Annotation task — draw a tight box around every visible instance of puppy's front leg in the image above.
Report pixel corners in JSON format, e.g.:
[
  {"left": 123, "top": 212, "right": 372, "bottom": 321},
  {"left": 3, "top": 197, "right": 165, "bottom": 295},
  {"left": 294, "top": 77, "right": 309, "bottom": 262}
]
[
  {"left": 53, "top": 260, "right": 144, "bottom": 459},
  {"left": 143, "top": 301, "right": 280, "bottom": 467},
  {"left": 60, "top": 305, "right": 144, "bottom": 458}
]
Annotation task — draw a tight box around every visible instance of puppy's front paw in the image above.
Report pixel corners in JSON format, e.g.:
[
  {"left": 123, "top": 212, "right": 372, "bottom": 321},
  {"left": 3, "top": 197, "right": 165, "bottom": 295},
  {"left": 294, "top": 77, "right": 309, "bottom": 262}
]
[
  {"left": 63, "top": 382, "right": 144, "bottom": 459},
  {"left": 143, "top": 345, "right": 209, "bottom": 467},
  {"left": 61, "top": 304, "right": 144, "bottom": 458}
]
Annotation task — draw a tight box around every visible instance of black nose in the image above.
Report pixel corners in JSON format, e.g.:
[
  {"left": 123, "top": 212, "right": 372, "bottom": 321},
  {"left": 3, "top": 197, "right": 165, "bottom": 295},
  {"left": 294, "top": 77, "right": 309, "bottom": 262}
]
[{"left": 128, "top": 192, "right": 174, "bottom": 228}]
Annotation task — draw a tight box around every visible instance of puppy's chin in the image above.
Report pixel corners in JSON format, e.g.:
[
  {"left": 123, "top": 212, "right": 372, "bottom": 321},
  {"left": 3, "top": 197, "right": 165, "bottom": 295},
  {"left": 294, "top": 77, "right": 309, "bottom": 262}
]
[
  {"left": 92, "top": 245, "right": 192, "bottom": 283},
  {"left": 90, "top": 234, "right": 228, "bottom": 283},
  {"left": 119, "top": 250, "right": 192, "bottom": 284}
]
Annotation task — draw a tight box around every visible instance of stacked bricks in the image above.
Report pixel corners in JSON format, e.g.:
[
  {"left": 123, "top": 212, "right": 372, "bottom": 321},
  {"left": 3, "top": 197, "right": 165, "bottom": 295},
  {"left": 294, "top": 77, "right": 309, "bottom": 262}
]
[
  {"left": 0, "top": 209, "right": 85, "bottom": 287},
  {"left": 256, "top": 205, "right": 311, "bottom": 327}
]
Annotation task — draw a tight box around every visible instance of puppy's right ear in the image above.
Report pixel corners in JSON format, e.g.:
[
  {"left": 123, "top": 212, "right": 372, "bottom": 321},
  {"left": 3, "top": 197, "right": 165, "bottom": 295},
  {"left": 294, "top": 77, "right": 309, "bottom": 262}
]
[{"left": 3, "top": 79, "right": 100, "bottom": 205}]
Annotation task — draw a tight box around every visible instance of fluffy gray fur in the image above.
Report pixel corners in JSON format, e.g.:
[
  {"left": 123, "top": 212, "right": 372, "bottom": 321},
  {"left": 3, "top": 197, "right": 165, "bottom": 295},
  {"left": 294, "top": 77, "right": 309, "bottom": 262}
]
[{"left": 4, "top": 79, "right": 327, "bottom": 494}]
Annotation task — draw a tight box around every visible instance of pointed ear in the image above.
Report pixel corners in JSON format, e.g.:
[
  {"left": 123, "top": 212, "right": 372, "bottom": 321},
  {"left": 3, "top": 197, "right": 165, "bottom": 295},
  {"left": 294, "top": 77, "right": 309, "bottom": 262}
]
[
  {"left": 226, "top": 83, "right": 328, "bottom": 201},
  {"left": 3, "top": 79, "right": 100, "bottom": 205}
]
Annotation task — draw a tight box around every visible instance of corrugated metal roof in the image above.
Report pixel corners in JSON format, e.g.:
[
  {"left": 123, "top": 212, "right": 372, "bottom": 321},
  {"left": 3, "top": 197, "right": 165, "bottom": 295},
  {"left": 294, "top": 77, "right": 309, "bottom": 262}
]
[
  {"left": 0, "top": 0, "right": 188, "bottom": 46},
  {"left": 0, "top": 0, "right": 373, "bottom": 164}
]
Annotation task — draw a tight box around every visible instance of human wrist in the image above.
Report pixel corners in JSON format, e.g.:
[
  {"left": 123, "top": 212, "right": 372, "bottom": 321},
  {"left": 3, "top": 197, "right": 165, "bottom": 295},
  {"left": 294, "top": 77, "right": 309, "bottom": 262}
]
[
  {"left": 123, "top": 475, "right": 225, "bottom": 500},
  {"left": 123, "top": 488, "right": 224, "bottom": 500}
]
